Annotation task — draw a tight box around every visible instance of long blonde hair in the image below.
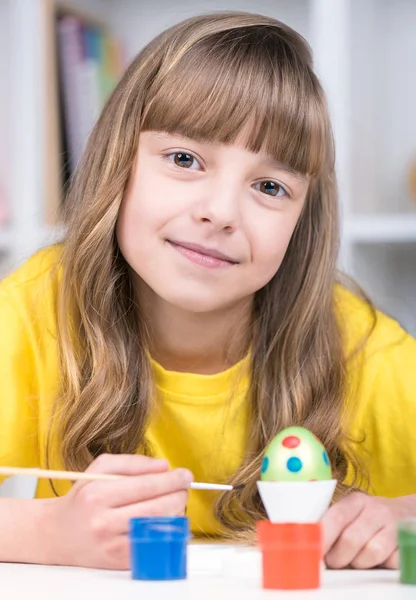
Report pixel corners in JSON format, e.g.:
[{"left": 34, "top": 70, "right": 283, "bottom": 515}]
[{"left": 52, "top": 11, "right": 374, "bottom": 539}]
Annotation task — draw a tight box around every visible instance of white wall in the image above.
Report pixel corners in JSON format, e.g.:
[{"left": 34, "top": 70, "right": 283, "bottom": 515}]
[
  {"left": 375, "top": 0, "right": 416, "bottom": 214},
  {"left": 103, "top": 0, "right": 310, "bottom": 60},
  {"left": 341, "top": 0, "right": 416, "bottom": 216},
  {"left": 352, "top": 243, "right": 416, "bottom": 334},
  {"left": 349, "top": 0, "right": 379, "bottom": 214},
  {"left": 0, "top": 1, "right": 11, "bottom": 227}
]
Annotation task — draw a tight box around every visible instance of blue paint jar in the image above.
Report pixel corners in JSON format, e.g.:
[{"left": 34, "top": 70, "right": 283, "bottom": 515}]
[{"left": 129, "top": 516, "right": 190, "bottom": 580}]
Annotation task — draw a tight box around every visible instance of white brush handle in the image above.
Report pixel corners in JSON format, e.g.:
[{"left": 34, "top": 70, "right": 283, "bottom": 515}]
[
  {"left": 190, "top": 482, "right": 233, "bottom": 491},
  {"left": 0, "top": 466, "right": 235, "bottom": 491}
]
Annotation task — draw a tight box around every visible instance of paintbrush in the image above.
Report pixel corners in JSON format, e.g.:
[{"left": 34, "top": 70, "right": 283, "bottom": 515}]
[{"left": 0, "top": 466, "right": 245, "bottom": 491}]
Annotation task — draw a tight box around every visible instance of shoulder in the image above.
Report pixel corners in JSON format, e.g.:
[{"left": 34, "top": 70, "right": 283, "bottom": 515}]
[
  {"left": 0, "top": 247, "right": 63, "bottom": 459},
  {"left": 335, "top": 282, "right": 416, "bottom": 442},
  {"left": 336, "top": 285, "right": 416, "bottom": 496},
  {"left": 334, "top": 283, "right": 409, "bottom": 359},
  {"left": 0, "top": 245, "right": 63, "bottom": 311},
  {"left": 334, "top": 283, "right": 415, "bottom": 402},
  {"left": 0, "top": 245, "right": 63, "bottom": 339},
  {"left": 0, "top": 245, "right": 63, "bottom": 298}
]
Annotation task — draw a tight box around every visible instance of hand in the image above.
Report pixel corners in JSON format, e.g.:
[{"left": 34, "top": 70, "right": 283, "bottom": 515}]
[
  {"left": 322, "top": 492, "right": 400, "bottom": 569},
  {"left": 45, "top": 454, "right": 193, "bottom": 570}
]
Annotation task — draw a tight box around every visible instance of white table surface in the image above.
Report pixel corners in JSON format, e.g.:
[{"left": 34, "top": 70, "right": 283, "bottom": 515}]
[{"left": 0, "top": 544, "right": 413, "bottom": 599}]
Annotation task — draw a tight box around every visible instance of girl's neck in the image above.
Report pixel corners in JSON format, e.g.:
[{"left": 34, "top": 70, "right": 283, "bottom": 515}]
[{"left": 138, "top": 285, "right": 252, "bottom": 375}]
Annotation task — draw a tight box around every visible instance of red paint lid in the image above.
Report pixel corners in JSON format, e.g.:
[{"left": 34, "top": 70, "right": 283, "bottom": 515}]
[{"left": 257, "top": 520, "right": 322, "bottom": 545}]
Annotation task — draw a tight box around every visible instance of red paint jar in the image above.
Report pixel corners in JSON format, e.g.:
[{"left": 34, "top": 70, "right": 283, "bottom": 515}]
[{"left": 257, "top": 520, "right": 323, "bottom": 590}]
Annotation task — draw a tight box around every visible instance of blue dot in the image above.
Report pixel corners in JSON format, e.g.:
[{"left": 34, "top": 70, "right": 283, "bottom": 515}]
[
  {"left": 261, "top": 456, "right": 269, "bottom": 474},
  {"left": 287, "top": 457, "right": 302, "bottom": 473},
  {"left": 323, "top": 451, "right": 329, "bottom": 466}
]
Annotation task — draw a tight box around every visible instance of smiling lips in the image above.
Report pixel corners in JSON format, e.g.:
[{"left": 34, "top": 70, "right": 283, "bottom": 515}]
[{"left": 167, "top": 240, "right": 238, "bottom": 268}]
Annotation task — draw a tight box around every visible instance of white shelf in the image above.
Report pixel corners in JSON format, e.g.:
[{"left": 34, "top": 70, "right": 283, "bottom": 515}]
[{"left": 344, "top": 214, "right": 416, "bottom": 244}]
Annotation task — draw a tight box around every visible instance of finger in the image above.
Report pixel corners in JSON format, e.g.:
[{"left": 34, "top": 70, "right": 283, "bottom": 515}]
[
  {"left": 326, "top": 519, "right": 383, "bottom": 568},
  {"left": 86, "top": 468, "right": 193, "bottom": 508},
  {"left": 103, "top": 490, "right": 189, "bottom": 535},
  {"left": 382, "top": 548, "right": 399, "bottom": 570},
  {"left": 351, "top": 525, "right": 397, "bottom": 569},
  {"left": 325, "top": 503, "right": 388, "bottom": 569},
  {"left": 322, "top": 493, "right": 367, "bottom": 554},
  {"left": 85, "top": 453, "right": 170, "bottom": 476}
]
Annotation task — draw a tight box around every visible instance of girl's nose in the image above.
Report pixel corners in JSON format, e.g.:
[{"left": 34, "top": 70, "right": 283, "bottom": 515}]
[{"left": 192, "top": 181, "right": 241, "bottom": 233}]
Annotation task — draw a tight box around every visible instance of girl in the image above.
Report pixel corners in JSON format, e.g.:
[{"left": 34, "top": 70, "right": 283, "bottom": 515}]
[{"left": 0, "top": 11, "right": 415, "bottom": 571}]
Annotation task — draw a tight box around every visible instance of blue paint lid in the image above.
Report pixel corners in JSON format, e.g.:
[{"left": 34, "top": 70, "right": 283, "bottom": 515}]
[{"left": 130, "top": 516, "right": 190, "bottom": 540}]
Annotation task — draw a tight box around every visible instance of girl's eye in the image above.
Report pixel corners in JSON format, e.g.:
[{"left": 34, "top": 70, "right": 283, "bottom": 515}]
[
  {"left": 168, "top": 152, "right": 200, "bottom": 170},
  {"left": 253, "top": 180, "right": 288, "bottom": 198}
]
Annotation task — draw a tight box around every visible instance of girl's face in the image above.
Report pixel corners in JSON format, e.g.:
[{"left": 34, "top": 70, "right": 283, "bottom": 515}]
[{"left": 117, "top": 131, "right": 309, "bottom": 313}]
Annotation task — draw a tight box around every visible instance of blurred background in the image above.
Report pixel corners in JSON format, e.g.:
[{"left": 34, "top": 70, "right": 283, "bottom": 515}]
[{"left": 0, "top": 0, "right": 415, "bottom": 334}]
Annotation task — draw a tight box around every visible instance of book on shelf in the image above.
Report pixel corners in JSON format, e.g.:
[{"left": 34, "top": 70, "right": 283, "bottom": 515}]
[{"left": 55, "top": 10, "right": 126, "bottom": 189}]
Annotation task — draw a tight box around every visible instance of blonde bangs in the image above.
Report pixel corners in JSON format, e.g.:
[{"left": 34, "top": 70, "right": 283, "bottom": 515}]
[{"left": 142, "top": 26, "right": 333, "bottom": 177}]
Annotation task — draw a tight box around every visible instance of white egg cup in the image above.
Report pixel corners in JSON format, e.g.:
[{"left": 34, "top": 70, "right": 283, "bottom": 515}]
[{"left": 257, "top": 479, "right": 337, "bottom": 523}]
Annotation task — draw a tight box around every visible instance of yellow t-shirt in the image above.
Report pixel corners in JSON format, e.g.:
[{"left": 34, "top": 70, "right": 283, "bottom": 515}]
[{"left": 0, "top": 246, "right": 416, "bottom": 536}]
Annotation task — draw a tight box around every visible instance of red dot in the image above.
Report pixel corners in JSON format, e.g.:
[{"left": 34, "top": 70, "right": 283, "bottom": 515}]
[
  {"left": 310, "top": 479, "right": 317, "bottom": 482},
  {"left": 282, "top": 435, "right": 300, "bottom": 449}
]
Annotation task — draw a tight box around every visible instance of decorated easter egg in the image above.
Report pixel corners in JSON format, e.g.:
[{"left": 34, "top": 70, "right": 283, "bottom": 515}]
[{"left": 260, "top": 426, "right": 331, "bottom": 482}]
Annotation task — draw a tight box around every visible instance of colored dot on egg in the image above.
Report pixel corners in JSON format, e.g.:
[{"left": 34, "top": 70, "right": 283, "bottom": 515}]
[
  {"left": 282, "top": 435, "right": 300, "bottom": 449},
  {"left": 261, "top": 456, "right": 269, "bottom": 474},
  {"left": 323, "top": 450, "right": 329, "bottom": 466},
  {"left": 287, "top": 457, "right": 302, "bottom": 473}
]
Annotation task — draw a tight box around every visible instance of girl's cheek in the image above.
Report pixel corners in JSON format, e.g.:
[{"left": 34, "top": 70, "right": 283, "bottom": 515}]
[{"left": 254, "top": 229, "right": 292, "bottom": 264}]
